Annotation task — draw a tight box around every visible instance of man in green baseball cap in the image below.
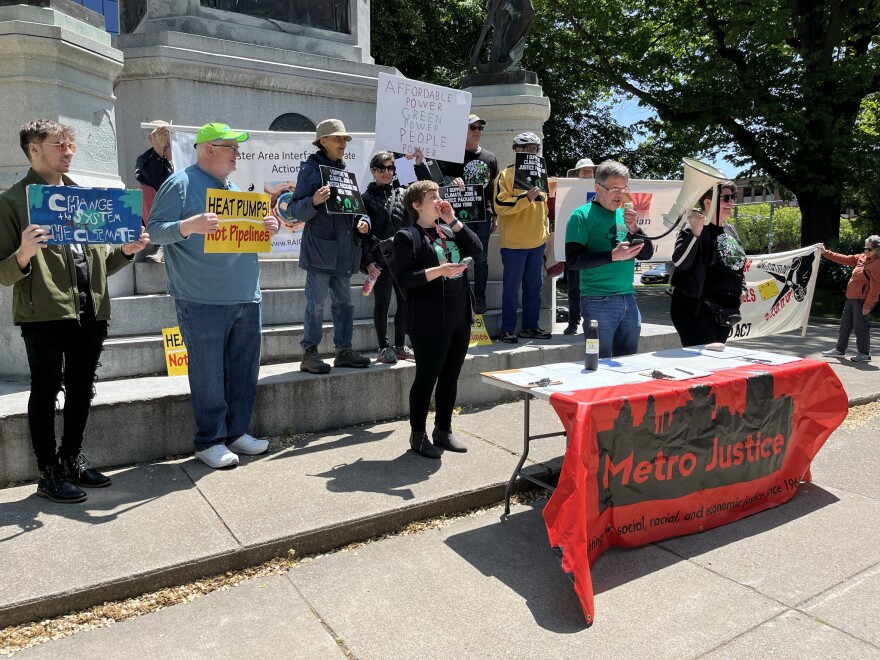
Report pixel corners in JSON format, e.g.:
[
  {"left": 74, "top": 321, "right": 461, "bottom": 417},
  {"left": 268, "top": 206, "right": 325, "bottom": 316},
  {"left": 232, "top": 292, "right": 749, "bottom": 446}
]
[
  {"left": 148, "top": 121, "right": 279, "bottom": 470},
  {"left": 192, "top": 122, "right": 248, "bottom": 146}
]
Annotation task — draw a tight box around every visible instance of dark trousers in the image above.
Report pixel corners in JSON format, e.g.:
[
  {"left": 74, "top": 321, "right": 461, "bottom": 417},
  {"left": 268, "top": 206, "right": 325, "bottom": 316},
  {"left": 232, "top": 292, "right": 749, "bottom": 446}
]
[
  {"left": 836, "top": 298, "right": 870, "bottom": 355},
  {"left": 472, "top": 220, "right": 491, "bottom": 301},
  {"left": 408, "top": 298, "right": 470, "bottom": 433},
  {"left": 670, "top": 290, "right": 732, "bottom": 347},
  {"left": 373, "top": 265, "right": 407, "bottom": 349},
  {"left": 21, "top": 316, "right": 108, "bottom": 470},
  {"left": 566, "top": 267, "right": 581, "bottom": 326}
]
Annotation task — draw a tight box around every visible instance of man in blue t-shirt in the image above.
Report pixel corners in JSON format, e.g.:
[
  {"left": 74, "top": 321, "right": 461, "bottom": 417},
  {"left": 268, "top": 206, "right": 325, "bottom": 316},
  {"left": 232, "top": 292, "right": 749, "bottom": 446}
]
[
  {"left": 565, "top": 160, "right": 652, "bottom": 357},
  {"left": 149, "top": 123, "right": 280, "bottom": 469}
]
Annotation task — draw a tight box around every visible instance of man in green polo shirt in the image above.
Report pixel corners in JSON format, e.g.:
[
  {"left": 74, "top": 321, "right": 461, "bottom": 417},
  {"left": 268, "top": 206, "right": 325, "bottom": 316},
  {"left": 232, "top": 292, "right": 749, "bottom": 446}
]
[{"left": 565, "top": 160, "right": 652, "bottom": 357}]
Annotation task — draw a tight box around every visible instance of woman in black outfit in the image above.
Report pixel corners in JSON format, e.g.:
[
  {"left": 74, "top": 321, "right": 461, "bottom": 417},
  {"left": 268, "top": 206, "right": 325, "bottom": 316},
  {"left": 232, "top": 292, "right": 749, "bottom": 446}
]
[
  {"left": 361, "top": 150, "right": 416, "bottom": 364},
  {"left": 670, "top": 181, "right": 746, "bottom": 347},
  {"left": 393, "top": 180, "right": 483, "bottom": 459}
]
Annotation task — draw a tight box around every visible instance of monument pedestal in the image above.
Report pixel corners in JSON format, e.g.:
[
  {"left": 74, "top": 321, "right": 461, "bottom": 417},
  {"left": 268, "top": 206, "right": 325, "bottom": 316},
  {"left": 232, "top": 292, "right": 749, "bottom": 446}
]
[
  {"left": 0, "top": 2, "right": 124, "bottom": 190},
  {"left": 462, "top": 76, "right": 551, "bottom": 166},
  {"left": 114, "top": 1, "right": 395, "bottom": 188}
]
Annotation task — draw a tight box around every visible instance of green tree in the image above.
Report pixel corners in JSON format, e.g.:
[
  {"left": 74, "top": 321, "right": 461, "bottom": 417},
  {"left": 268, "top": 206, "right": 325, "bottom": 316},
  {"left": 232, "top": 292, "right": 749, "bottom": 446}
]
[
  {"left": 544, "top": 0, "right": 880, "bottom": 246},
  {"left": 369, "top": 0, "right": 635, "bottom": 176},
  {"left": 843, "top": 95, "right": 880, "bottom": 234}
]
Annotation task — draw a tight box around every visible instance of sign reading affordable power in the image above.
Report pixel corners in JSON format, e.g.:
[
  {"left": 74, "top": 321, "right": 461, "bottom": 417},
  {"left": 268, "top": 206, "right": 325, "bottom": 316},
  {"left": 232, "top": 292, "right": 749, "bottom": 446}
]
[
  {"left": 204, "top": 189, "right": 272, "bottom": 253},
  {"left": 27, "top": 185, "right": 142, "bottom": 244},
  {"left": 374, "top": 73, "right": 471, "bottom": 162}
]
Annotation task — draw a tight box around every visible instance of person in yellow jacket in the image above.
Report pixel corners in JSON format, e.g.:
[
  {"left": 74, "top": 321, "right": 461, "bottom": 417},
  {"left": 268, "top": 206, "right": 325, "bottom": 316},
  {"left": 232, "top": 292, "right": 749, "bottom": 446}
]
[{"left": 493, "top": 132, "right": 550, "bottom": 343}]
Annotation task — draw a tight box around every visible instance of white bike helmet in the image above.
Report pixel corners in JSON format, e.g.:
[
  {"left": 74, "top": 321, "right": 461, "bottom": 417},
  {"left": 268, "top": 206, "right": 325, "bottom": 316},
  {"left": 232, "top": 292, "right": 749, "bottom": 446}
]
[{"left": 512, "top": 131, "right": 541, "bottom": 146}]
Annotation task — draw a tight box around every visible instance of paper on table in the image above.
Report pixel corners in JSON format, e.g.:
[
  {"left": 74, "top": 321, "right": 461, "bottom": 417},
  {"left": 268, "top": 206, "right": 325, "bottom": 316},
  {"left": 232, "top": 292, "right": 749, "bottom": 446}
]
[{"left": 600, "top": 358, "right": 655, "bottom": 373}]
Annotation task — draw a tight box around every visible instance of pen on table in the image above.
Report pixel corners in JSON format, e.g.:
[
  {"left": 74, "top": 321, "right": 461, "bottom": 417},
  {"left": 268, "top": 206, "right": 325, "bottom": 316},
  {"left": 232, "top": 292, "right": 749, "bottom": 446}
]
[{"left": 675, "top": 367, "right": 694, "bottom": 376}]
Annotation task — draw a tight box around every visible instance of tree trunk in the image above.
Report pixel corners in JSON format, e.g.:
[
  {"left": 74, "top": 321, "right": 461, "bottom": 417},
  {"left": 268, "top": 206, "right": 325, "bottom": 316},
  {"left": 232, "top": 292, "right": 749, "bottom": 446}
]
[{"left": 795, "top": 189, "right": 842, "bottom": 246}]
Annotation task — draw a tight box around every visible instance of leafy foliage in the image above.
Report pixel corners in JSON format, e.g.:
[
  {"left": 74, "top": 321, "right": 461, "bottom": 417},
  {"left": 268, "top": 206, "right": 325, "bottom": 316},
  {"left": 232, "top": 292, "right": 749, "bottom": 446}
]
[{"left": 733, "top": 204, "right": 802, "bottom": 254}]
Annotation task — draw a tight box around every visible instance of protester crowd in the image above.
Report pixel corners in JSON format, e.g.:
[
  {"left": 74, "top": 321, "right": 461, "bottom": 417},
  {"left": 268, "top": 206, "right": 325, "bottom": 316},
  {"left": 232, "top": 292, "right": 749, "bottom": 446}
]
[{"left": 1, "top": 114, "right": 878, "bottom": 503}]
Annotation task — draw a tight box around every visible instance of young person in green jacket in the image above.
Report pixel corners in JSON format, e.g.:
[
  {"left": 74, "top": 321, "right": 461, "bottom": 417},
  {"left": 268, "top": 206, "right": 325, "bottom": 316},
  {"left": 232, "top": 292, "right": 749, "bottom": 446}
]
[{"left": 0, "top": 119, "right": 148, "bottom": 503}]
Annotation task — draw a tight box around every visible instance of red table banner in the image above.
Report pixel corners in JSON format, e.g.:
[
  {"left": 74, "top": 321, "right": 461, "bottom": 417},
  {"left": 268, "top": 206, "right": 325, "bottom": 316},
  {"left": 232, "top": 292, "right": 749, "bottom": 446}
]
[{"left": 542, "top": 359, "right": 847, "bottom": 624}]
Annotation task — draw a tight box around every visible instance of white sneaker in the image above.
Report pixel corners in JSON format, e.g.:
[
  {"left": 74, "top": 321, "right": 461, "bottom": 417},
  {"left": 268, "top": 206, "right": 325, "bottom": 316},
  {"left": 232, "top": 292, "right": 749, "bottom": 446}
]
[
  {"left": 228, "top": 433, "right": 269, "bottom": 456},
  {"left": 195, "top": 444, "right": 239, "bottom": 469},
  {"left": 821, "top": 348, "right": 845, "bottom": 357}
]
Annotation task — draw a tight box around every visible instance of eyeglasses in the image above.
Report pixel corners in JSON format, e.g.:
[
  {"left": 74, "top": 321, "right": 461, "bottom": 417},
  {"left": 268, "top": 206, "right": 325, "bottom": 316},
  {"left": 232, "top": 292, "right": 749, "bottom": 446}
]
[
  {"left": 864, "top": 247, "right": 876, "bottom": 252},
  {"left": 597, "top": 182, "right": 630, "bottom": 194},
  {"left": 210, "top": 143, "right": 241, "bottom": 154},
  {"left": 469, "top": 125, "right": 484, "bottom": 132},
  {"left": 371, "top": 164, "right": 396, "bottom": 173},
  {"left": 719, "top": 194, "right": 736, "bottom": 202},
  {"left": 41, "top": 142, "right": 76, "bottom": 153}
]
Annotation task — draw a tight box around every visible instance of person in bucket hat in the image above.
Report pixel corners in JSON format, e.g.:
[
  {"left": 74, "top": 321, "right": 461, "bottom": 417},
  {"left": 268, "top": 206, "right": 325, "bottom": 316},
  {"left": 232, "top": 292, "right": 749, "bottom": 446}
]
[{"left": 290, "top": 119, "right": 372, "bottom": 374}]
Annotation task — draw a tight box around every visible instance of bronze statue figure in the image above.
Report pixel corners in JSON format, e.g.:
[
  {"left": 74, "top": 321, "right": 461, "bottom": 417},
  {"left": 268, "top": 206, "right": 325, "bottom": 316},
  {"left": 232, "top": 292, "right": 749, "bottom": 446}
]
[{"left": 470, "top": 0, "right": 535, "bottom": 74}]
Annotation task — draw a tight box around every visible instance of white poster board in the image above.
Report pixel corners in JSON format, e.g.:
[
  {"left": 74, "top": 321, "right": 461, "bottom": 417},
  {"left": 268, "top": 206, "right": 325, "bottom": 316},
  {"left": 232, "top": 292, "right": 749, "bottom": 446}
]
[{"left": 374, "top": 72, "right": 471, "bottom": 163}]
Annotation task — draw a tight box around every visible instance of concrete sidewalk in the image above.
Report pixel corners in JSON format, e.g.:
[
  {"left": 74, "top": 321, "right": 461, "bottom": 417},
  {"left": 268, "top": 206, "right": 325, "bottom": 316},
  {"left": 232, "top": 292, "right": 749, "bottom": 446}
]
[{"left": 2, "top": 298, "right": 880, "bottom": 656}]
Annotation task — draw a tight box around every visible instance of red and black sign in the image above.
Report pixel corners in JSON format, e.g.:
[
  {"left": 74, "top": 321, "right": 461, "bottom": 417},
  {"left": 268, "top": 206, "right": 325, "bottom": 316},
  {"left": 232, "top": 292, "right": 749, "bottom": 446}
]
[{"left": 543, "top": 360, "right": 847, "bottom": 625}]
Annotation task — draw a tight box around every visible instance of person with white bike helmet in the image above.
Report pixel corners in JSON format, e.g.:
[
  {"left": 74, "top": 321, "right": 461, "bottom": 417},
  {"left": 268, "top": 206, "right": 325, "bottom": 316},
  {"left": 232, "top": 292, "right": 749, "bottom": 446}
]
[{"left": 493, "top": 131, "right": 552, "bottom": 343}]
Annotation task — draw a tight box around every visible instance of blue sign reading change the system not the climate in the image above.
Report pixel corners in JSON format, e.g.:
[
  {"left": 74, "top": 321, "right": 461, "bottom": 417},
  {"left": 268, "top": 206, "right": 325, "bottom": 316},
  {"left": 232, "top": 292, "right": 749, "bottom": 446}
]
[{"left": 27, "top": 185, "right": 143, "bottom": 245}]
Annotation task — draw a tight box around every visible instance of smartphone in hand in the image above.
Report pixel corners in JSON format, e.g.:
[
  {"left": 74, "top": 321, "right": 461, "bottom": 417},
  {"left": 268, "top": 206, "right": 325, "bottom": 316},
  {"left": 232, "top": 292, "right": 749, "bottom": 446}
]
[{"left": 459, "top": 256, "right": 474, "bottom": 267}]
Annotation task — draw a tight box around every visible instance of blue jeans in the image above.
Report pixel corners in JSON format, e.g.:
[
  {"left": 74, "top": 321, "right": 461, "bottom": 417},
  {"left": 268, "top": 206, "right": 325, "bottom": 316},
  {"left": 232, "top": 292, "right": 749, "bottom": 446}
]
[
  {"left": 301, "top": 271, "right": 354, "bottom": 349},
  {"left": 581, "top": 293, "right": 641, "bottom": 358},
  {"left": 175, "top": 299, "right": 262, "bottom": 451},
  {"left": 472, "top": 219, "right": 491, "bottom": 301},
  {"left": 500, "top": 245, "right": 545, "bottom": 331}
]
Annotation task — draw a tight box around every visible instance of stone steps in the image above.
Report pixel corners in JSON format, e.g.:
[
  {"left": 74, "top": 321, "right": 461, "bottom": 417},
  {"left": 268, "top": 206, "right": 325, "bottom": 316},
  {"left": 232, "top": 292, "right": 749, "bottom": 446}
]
[{"left": 0, "top": 324, "right": 681, "bottom": 485}]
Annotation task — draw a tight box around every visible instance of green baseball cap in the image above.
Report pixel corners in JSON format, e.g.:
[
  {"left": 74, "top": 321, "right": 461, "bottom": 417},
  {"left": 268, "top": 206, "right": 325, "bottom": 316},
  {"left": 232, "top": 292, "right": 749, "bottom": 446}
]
[{"left": 193, "top": 123, "right": 248, "bottom": 146}]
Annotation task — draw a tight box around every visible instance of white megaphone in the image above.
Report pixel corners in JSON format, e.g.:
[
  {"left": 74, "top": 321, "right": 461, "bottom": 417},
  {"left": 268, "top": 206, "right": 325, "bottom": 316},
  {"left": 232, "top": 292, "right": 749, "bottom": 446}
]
[{"left": 663, "top": 157, "right": 728, "bottom": 229}]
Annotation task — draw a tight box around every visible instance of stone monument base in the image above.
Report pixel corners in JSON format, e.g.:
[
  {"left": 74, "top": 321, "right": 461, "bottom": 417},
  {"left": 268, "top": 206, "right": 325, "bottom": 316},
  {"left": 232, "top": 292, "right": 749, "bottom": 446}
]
[
  {"left": 0, "top": 2, "right": 124, "bottom": 190},
  {"left": 462, "top": 74, "right": 552, "bottom": 165}
]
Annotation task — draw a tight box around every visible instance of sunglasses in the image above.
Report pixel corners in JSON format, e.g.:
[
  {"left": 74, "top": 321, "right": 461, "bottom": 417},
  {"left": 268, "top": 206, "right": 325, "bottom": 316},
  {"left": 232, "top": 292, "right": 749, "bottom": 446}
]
[
  {"left": 719, "top": 194, "right": 736, "bottom": 202},
  {"left": 372, "top": 164, "right": 396, "bottom": 173},
  {"left": 469, "top": 125, "right": 484, "bottom": 132},
  {"left": 41, "top": 142, "right": 76, "bottom": 153}
]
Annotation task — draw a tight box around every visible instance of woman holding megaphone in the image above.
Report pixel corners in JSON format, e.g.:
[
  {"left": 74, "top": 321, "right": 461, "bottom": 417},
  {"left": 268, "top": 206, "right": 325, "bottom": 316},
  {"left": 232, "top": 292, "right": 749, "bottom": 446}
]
[{"left": 669, "top": 181, "right": 746, "bottom": 347}]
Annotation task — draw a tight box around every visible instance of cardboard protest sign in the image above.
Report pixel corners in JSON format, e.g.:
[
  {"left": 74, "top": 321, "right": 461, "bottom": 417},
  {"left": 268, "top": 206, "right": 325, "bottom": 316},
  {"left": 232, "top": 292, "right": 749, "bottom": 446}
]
[
  {"left": 440, "top": 184, "right": 486, "bottom": 224},
  {"left": 320, "top": 166, "right": 366, "bottom": 215},
  {"left": 203, "top": 189, "right": 272, "bottom": 253},
  {"left": 27, "top": 185, "right": 142, "bottom": 244},
  {"left": 513, "top": 154, "right": 549, "bottom": 193},
  {"left": 469, "top": 315, "right": 492, "bottom": 347},
  {"left": 162, "top": 327, "right": 188, "bottom": 376},
  {"left": 375, "top": 73, "right": 471, "bottom": 162}
]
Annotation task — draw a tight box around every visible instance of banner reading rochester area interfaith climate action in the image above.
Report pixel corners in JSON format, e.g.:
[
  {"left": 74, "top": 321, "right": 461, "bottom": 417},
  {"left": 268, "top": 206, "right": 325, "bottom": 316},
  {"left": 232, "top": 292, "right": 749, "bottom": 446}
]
[
  {"left": 170, "top": 127, "right": 375, "bottom": 255},
  {"left": 204, "top": 189, "right": 272, "bottom": 253},
  {"left": 27, "top": 185, "right": 142, "bottom": 244},
  {"left": 374, "top": 73, "right": 471, "bottom": 162}
]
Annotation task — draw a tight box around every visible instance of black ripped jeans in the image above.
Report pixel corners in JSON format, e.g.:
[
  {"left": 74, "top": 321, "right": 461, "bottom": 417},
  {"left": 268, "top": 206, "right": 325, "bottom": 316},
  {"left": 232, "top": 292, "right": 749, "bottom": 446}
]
[{"left": 21, "top": 314, "right": 108, "bottom": 470}]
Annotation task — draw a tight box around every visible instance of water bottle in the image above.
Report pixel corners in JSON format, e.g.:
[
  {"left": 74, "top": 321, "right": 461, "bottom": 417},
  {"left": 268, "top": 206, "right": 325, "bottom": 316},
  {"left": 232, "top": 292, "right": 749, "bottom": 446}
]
[
  {"left": 584, "top": 320, "right": 599, "bottom": 370},
  {"left": 362, "top": 263, "right": 381, "bottom": 296}
]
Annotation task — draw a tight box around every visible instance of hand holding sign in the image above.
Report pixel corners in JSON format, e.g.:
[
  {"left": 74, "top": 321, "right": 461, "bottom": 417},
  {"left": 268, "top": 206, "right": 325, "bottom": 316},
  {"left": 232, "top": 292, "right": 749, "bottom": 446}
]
[
  {"left": 312, "top": 185, "right": 331, "bottom": 207},
  {"left": 16, "top": 224, "right": 49, "bottom": 268},
  {"left": 121, "top": 226, "right": 150, "bottom": 256},
  {"left": 182, "top": 212, "right": 220, "bottom": 237}
]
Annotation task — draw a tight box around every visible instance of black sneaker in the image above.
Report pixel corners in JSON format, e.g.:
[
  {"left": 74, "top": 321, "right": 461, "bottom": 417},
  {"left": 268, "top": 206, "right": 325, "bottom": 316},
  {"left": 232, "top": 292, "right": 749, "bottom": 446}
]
[
  {"left": 518, "top": 327, "right": 552, "bottom": 339},
  {"left": 60, "top": 453, "right": 111, "bottom": 488},
  {"left": 334, "top": 348, "right": 371, "bottom": 368},
  {"left": 563, "top": 323, "right": 579, "bottom": 336},
  {"left": 37, "top": 464, "right": 87, "bottom": 503},
  {"left": 474, "top": 297, "right": 487, "bottom": 314},
  {"left": 301, "top": 345, "right": 331, "bottom": 374},
  {"left": 499, "top": 330, "right": 519, "bottom": 344}
]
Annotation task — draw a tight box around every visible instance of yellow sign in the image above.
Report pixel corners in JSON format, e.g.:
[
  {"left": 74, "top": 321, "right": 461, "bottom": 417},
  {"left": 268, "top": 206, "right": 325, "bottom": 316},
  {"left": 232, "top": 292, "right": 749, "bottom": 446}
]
[
  {"left": 204, "top": 189, "right": 272, "bottom": 253},
  {"left": 757, "top": 279, "right": 780, "bottom": 301},
  {"left": 469, "top": 314, "right": 493, "bottom": 347},
  {"left": 162, "top": 326, "right": 189, "bottom": 376}
]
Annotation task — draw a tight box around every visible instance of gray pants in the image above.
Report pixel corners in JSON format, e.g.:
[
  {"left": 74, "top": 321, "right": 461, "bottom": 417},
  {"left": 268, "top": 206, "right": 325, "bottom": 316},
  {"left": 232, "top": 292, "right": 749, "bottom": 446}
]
[{"left": 836, "top": 298, "right": 871, "bottom": 355}]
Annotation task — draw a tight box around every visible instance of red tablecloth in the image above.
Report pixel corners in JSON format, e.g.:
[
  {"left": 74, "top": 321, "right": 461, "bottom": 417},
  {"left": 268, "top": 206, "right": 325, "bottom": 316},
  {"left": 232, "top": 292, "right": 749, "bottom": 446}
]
[{"left": 542, "top": 359, "right": 847, "bottom": 624}]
